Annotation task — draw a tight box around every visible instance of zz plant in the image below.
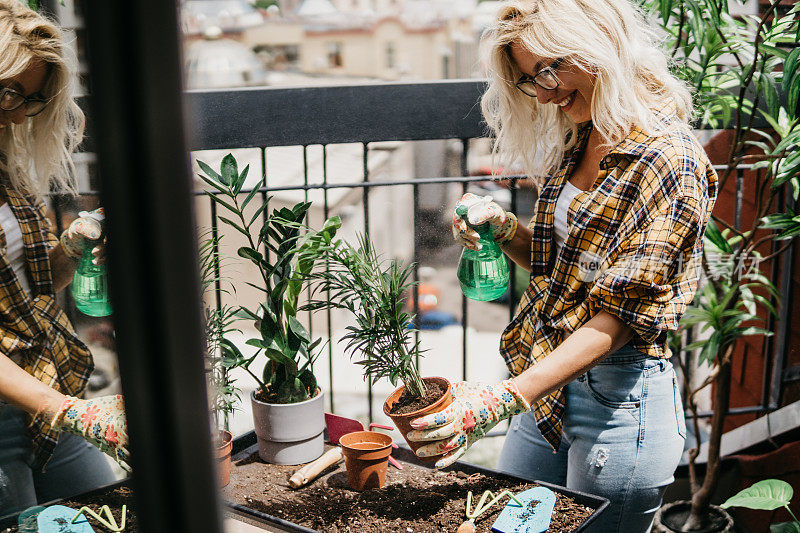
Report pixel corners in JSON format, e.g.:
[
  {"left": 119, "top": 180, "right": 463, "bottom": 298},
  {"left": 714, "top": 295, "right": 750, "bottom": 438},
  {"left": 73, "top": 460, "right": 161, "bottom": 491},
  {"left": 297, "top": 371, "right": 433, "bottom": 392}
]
[
  {"left": 638, "top": 0, "right": 800, "bottom": 528},
  {"left": 197, "top": 154, "right": 341, "bottom": 404},
  {"left": 304, "top": 234, "right": 427, "bottom": 399}
]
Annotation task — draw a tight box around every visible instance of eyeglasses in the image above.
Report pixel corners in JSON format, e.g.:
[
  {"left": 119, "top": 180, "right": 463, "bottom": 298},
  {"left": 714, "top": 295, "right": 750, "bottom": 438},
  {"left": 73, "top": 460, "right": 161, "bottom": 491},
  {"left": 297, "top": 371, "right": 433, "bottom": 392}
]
[
  {"left": 0, "top": 86, "right": 50, "bottom": 117},
  {"left": 515, "top": 57, "right": 564, "bottom": 97}
]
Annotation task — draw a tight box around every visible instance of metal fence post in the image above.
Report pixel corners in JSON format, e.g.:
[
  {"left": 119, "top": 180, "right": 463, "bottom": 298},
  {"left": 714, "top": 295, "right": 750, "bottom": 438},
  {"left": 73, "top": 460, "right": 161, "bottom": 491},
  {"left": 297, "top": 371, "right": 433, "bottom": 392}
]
[{"left": 81, "top": 1, "right": 222, "bottom": 532}]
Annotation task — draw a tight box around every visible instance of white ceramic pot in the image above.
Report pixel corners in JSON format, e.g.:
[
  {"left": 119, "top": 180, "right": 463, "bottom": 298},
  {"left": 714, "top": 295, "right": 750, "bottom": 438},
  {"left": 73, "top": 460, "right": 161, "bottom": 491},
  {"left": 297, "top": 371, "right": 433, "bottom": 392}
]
[{"left": 250, "top": 388, "right": 325, "bottom": 465}]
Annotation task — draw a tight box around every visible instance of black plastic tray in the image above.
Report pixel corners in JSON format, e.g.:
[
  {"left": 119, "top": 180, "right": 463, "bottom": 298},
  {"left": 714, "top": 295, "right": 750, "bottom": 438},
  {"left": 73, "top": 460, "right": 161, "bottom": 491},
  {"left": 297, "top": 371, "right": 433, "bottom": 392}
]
[
  {"left": 227, "top": 431, "right": 609, "bottom": 533},
  {"left": 0, "top": 431, "right": 610, "bottom": 532}
]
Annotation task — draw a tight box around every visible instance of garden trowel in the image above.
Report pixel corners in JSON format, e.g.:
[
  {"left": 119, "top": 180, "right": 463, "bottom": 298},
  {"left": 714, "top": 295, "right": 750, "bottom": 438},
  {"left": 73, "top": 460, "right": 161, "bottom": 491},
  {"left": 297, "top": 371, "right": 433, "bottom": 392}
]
[
  {"left": 324, "top": 412, "right": 403, "bottom": 469},
  {"left": 37, "top": 505, "right": 95, "bottom": 533}
]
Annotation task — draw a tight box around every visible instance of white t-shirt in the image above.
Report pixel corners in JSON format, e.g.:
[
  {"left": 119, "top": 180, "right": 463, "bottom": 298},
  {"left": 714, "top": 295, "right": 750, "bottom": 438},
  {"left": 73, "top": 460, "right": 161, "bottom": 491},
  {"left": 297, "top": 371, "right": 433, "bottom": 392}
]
[
  {"left": 554, "top": 180, "right": 583, "bottom": 251},
  {"left": 0, "top": 202, "right": 32, "bottom": 295}
]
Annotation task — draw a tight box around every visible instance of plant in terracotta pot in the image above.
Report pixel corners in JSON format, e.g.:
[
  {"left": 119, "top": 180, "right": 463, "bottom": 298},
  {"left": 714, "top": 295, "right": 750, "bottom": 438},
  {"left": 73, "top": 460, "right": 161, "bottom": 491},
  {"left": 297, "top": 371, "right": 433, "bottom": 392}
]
[
  {"left": 199, "top": 230, "right": 240, "bottom": 486},
  {"left": 637, "top": 0, "right": 800, "bottom": 531},
  {"left": 197, "top": 154, "right": 341, "bottom": 465},
  {"left": 304, "top": 234, "right": 453, "bottom": 462}
]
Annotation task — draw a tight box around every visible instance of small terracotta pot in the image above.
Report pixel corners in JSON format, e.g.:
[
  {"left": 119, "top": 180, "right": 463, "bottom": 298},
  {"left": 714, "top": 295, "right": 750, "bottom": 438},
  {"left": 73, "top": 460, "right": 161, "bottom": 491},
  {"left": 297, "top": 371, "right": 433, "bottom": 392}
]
[
  {"left": 339, "top": 431, "right": 393, "bottom": 491},
  {"left": 216, "top": 429, "right": 233, "bottom": 488},
  {"left": 382, "top": 376, "right": 453, "bottom": 463}
]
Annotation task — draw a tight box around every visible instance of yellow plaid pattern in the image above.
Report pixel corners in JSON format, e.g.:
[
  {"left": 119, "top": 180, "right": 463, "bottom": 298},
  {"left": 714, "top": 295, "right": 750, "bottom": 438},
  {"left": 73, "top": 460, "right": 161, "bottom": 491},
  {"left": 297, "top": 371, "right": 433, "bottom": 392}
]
[
  {"left": 0, "top": 183, "right": 93, "bottom": 470},
  {"left": 499, "top": 104, "right": 718, "bottom": 451}
]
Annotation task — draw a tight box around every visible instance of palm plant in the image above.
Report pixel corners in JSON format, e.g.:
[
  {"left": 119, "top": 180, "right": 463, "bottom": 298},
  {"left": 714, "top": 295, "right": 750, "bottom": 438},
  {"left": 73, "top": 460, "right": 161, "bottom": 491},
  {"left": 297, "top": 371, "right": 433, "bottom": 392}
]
[
  {"left": 197, "top": 154, "right": 341, "bottom": 404},
  {"left": 303, "top": 234, "right": 427, "bottom": 399},
  {"left": 199, "top": 230, "right": 240, "bottom": 432},
  {"left": 638, "top": 0, "right": 800, "bottom": 528}
]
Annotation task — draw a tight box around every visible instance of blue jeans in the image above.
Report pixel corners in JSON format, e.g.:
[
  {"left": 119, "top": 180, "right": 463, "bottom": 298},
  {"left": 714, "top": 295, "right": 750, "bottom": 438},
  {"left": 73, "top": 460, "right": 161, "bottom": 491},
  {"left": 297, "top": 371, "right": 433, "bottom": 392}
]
[
  {"left": 0, "top": 404, "right": 118, "bottom": 519},
  {"left": 497, "top": 346, "right": 686, "bottom": 533}
]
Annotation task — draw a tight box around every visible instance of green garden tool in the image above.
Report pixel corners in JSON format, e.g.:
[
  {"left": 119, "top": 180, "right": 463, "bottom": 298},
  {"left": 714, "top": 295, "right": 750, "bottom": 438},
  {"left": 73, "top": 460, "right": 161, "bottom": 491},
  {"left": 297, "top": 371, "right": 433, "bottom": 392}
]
[{"left": 457, "top": 489, "right": 523, "bottom": 533}]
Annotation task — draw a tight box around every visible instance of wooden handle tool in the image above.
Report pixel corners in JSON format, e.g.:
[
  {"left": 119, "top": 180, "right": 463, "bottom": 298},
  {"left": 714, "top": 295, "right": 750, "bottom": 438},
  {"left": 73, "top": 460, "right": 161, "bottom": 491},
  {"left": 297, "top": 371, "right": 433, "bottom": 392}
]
[{"left": 289, "top": 447, "right": 343, "bottom": 489}]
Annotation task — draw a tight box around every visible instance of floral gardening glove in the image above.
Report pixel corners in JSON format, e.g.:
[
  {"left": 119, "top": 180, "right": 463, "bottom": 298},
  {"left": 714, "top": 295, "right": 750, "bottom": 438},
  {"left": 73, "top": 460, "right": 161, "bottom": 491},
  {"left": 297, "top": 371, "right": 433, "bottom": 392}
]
[
  {"left": 51, "top": 394, "right": 130, "bottom": 472},
  {"left": 406, "top": 380, "right": 530, "bottom": 468},
  {"left": 452, "top": 193, "right": 518, "bottom": 251},
  {"left": 60, "top": 208, "right": 105, "bottom": 262}
]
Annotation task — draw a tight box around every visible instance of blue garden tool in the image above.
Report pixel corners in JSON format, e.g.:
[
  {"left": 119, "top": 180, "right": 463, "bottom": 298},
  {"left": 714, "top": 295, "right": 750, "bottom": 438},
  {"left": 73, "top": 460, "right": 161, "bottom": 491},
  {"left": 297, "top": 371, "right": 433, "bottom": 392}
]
[
  {"left": 37, "top": 505, "right": 95, "bottom": 532},
  {"left": 457, "top": 490, "right": 524, "bottom": 533},
  {"left": 491, "top": 487, "right": 556, "bottom": 533}
]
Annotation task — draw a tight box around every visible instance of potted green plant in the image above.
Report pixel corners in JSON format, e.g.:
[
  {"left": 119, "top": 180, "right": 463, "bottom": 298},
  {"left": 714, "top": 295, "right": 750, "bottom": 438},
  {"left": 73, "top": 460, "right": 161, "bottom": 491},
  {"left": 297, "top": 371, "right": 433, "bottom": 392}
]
[
  {"left": 638, "top": 1, "right": 800, "bottom": 530},
  {"left": 199, "top": 230, "right": 240, "bottom": 486},
  {"left": 197, "top": 154, "right": 341, "bottom": 465},
  {"left": 304, "top": 234, "right": 453, "bottom": 461}
]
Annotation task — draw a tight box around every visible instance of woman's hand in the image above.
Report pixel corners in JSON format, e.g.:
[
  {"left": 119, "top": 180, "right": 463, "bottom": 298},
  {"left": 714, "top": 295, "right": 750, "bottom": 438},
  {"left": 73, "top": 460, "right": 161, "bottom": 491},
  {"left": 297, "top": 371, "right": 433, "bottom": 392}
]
[
  {"left": 50, "top": 394, "right": 130, "bottom": 472},
  {"left": 452, "top": 193, "right": 518, "bottom": 250},
  {"left": 60, "top": 208, "right": 105, "bottom": 263},
  {"left": 406, "top": 380, "right": 530, "bottom": 468}
]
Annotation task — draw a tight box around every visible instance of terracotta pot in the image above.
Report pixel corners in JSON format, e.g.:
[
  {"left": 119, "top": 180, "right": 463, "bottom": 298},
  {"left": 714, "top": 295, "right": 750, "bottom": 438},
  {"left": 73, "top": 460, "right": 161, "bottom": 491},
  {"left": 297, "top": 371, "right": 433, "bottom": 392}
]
[
  {"left": 382, "top": 376, "right": 453, "bottom": 463},
  {"left": 653, "top": 501, "right": 734, "bottom": 533},
  {"left": 339, "top": 430, "right": 393, "bottom": 491},
  {"left": 250, "top": 387, "right": 325, "bottom": 465},
  {"left": 216, "top": 430, "right": 233, "bottom": 488}
]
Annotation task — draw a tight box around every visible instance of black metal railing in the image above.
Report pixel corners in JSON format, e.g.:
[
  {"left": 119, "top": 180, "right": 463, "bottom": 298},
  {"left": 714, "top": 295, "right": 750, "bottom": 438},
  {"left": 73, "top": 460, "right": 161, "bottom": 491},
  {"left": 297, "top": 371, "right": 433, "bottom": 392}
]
[{"left": 66, "top": 82, "right": 793, "bottom": 429}]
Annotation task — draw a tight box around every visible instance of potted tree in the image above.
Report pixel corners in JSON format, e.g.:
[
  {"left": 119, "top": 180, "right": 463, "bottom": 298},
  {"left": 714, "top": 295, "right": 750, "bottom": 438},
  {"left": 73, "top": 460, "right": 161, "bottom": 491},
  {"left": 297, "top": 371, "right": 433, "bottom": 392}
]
[
  {"left": 199, "top": 230, "right": 240, "bottom": 486},
  {"left": 304, "top": 234, "right": 453, "bottom": 461},
  {"left": 197, "top": 154, "right": 341, "bottom": 465},
  {"left": 639, "top": 0, "right": 800, "bottom": 530}
]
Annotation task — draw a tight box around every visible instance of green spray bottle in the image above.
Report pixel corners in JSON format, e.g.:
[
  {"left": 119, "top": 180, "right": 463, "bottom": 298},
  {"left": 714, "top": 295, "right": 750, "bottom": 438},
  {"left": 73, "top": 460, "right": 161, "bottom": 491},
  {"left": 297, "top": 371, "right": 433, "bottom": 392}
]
[
  {"left": 456, "top": 199, "right": 510, "bottom": 301},
  {"left": 71, "top": 210, "right": 112, "bottom": 317}
]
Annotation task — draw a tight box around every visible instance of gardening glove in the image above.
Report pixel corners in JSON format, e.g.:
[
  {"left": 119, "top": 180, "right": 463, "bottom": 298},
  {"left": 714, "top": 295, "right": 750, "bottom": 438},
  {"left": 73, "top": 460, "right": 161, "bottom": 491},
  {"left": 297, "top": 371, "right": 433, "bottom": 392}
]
[
  {"left": 452, "top": 193, "right": 518, "bottom": 251},
  {"left": 50, "top": 394, "right": 130, "bottom": 472},
  {"left": 406, "top": 380, "right": 530, "bottom": 468},
  {"left": 60, "top": 207, "right": 105, "bottom": 263}
]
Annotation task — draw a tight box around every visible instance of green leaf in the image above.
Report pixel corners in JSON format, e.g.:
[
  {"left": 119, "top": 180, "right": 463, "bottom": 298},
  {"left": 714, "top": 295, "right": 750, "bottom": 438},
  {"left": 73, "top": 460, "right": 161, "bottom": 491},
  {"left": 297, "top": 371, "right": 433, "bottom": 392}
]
[
  {"left": 196, "top": 159, "right": 222, "bottom": 183},
  {"left": 784, "top": 48, "right": 800, "bottom": 95},
  {"left": 288, "top": 316, "right": 311, "bottom": 344},
  {"left": 238, "top": 246, "right": 264, "bottom": 266},
  {"left": 240, "top": 174, "right": 262, "bottom": 209},
  {"left": 721, "top": 479, "right": 793, "bottom": 510},
  {"left": 220, "top": 154, "right": 238, "bottom": 186},
  {"left": 218, "top": 216, "right": 249, "bottom": 238},
  {"left": 234, "top": 164, "right": 250, "bottom": 195},
  {"left": 738, "top": 326, "right": 774, "bottom": 337},
  {"left": 249, "top": 200, "right": 270, "bottom": 227},
  {"left": 705, "top": 219, "right": 733, "bottom": 253},
  {"left": 770, "top": 522, "right": 800, "bottom": 533}
]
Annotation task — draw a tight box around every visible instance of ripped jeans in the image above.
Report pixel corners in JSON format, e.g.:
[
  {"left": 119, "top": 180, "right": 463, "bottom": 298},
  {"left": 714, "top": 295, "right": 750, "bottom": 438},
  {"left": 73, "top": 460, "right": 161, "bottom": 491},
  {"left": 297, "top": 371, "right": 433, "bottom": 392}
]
[
  {"left": 0, "top": 404, "right": 117, "bottom": 519},
  {"left": 497, "top": 346, "right": 686, "bottom": 533}
]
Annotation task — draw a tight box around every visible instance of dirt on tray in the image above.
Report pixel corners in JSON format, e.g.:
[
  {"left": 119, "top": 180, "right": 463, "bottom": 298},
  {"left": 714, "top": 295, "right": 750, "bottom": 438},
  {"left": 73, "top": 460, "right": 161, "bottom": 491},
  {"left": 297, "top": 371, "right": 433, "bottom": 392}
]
[
  {"left": 224, "top": 446, "right": 594, "bottom": 532},
  {"left": 2, "top": 486, "right": 136, "bottom": 533},
  {"left": 389, "top": 379, "right": 447, "bottom": 415}
]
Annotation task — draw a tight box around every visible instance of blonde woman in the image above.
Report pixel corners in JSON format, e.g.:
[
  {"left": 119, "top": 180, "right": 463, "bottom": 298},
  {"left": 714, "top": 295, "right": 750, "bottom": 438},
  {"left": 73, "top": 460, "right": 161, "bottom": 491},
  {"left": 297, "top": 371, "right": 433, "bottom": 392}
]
[
  {"left": 407, "top": 0, "right": 717, "bottom": 530},
  {"left": 0, "top": 1, "right": 128, "bottom": 518}
]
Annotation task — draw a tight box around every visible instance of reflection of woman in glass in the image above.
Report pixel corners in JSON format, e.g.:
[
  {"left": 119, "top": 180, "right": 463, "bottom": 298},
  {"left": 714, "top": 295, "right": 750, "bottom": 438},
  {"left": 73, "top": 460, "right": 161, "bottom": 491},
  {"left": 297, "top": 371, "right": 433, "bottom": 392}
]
[
  {"left": 408, "top": 0, "right": 718, "bottom": 531},
  {"left": 0, "top": 1, "right": 128, "bottom": 517}
]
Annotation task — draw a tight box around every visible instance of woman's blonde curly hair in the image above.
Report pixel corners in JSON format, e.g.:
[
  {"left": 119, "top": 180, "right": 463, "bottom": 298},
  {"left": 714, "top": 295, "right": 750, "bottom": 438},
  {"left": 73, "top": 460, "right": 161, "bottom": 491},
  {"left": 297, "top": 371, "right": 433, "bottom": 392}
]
[
  {"left": 0, "top": 0, "right": 83, "bottom": 200},
  {"left": 480, "top": 0, "right": 694, "bottom": 180}
]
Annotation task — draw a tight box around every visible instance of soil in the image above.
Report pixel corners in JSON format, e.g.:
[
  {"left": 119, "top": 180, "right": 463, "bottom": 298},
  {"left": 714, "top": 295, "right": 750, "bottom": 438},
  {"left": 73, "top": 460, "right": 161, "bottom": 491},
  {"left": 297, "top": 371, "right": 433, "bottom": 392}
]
[
  {"left": 390, "top": 380, "right": 447, "bottom": 415},
  {"left": 224, "top": 446, "right": 594, "bottom": 532},
  {"left": 659, "top": 502, "right": 731, "bottom": 533},
  {"left": 2, "top": 486, "right": 136, "bottom": 532}
]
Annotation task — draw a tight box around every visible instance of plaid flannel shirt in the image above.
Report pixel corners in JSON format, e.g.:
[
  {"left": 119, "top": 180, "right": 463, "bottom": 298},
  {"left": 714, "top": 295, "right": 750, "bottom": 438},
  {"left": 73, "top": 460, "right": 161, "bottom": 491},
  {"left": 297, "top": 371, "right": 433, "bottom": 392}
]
[
  {"left": 499, "top": 105, "right": 718, "bottom": 451},
  {"left": 0, "top": 183, "right": 93, "bottom": 470}
]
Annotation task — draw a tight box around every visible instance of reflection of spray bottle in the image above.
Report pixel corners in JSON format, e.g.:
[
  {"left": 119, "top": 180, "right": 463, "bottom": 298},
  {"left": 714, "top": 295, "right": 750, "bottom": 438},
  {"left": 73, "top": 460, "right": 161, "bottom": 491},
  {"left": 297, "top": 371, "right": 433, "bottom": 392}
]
[
  {"left": 456, "top": 198, "right": 510, "bottom": 302},
  {"left": 71, "top": 210, "right": 112, "bottom": 317}
]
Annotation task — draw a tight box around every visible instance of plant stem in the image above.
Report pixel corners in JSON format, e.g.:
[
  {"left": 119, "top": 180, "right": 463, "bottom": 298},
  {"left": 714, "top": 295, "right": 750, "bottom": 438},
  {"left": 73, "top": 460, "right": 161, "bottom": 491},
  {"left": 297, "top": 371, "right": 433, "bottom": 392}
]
[{"left": 687, "top": 344, "right": 734, "bottom": 529}]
